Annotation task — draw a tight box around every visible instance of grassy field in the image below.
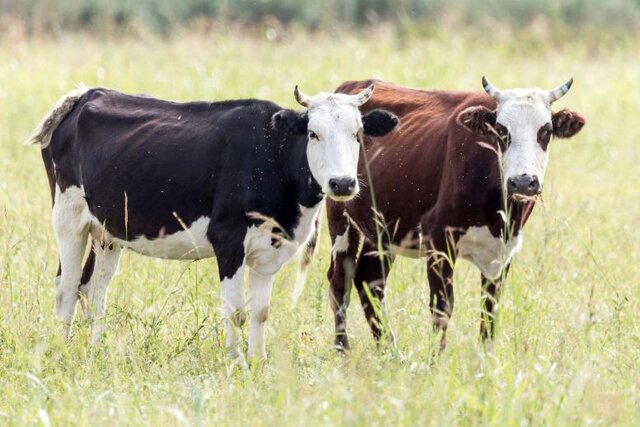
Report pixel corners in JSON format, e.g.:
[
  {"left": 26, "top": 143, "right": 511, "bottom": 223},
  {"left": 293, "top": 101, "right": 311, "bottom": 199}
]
[{"left": 0, "top": 30, "right": 639, "bottom": 426}]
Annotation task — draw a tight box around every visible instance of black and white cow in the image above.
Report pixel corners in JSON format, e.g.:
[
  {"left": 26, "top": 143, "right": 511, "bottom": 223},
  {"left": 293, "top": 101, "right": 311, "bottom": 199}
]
[{"left": 29, "top": 85, "right": 398, "bottom": 362}]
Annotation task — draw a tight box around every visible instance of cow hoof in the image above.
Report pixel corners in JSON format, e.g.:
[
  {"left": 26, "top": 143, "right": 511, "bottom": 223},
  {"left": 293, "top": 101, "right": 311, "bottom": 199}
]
[
  {"left": 91, "top": 328, "right": 106, "bottom": 346},
  {"left": 59, "top": 323, "right": 72, "bottom": 342},
  {"left": 226, "top": 351, "right": 248, "bottom": 372},
  {"left": 248, "top": 357, "right": 268, "bottom": 372},
  {"left": 334, "top": 336, "right": 350, "bottom": 353}
]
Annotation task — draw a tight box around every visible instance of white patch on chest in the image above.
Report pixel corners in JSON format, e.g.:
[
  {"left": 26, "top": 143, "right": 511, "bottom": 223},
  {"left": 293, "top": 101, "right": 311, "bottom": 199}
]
[
  {"left": 244, "top": 203, "right": 322, "bottom": 276},
  {"left": 107, "top": 216, "right": 214, "bottom": 260},
  {"left": 331, "top": 224, "right": 351, "bottom": 261},
  {"left": 456, "top": 226, "right": 523, "bottom": 280}
]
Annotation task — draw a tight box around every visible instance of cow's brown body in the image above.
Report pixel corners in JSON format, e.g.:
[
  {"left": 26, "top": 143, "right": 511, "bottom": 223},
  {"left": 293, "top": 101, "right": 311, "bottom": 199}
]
[{"left": 327, "top": 80, "right": 544, "bottom": 350}]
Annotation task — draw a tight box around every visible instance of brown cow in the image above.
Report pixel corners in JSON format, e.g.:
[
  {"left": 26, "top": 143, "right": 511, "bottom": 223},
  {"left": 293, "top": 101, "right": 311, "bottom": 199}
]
[{"left": 325, "top": 78, "right": 585, "bottom": 351}]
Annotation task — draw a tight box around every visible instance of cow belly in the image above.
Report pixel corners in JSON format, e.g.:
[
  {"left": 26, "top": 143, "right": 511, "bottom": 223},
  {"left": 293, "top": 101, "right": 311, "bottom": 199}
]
[
  {"left": 111, "top": 216, "right": 215, "bottom": 260},
  {"left": 53, "top": 185, "right": 215, "bottom": 260},
  {"left": 387, "top": 244, "right": 425, "bottom": 259},
  {"left": 456, "top": 226, "right": 523, "bottom": 279}
]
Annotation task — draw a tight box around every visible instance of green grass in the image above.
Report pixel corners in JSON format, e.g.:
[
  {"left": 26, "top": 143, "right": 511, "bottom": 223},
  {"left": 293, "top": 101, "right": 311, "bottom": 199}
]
[{"left": 1, "top": 30, "right": 639, "bottom": 425}]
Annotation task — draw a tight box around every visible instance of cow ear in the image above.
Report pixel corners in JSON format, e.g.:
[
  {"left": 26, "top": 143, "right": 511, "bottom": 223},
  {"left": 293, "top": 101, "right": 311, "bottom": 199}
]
[
  {"left": 271, "top": 110, "right": 308, "bottom": 135},
  {"left": 552, "top": 109, "right": 585, "bottom": 138},
  {"left": 362, "top": 109, "right": 399, "bottom": 137},
  {"left": 457, "top": 106, "right": 496, "bottom": 136}
]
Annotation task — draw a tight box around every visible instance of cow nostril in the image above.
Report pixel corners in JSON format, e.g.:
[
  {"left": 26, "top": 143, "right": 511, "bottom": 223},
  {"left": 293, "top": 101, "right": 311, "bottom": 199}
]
[
  {"left": 508, "top": 174, "right": 540, "bottom": 196},
  {"left": 347, "top": 178, "right": 356, "bottom": 191},
  {"left": 328, "top": 177, "right": 357, "bottom": 196},
  {"left": 528, "top": 176, "right": 540, "bottom": 192}
]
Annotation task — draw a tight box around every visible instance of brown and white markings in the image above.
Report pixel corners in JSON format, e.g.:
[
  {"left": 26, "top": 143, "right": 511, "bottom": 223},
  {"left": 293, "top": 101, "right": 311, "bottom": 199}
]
[
  {"left": 29, "top": 85, "right": 398, "bottom": 364},
  {"left": 327, "top": 78, "right": 585, "bottom": 351}
]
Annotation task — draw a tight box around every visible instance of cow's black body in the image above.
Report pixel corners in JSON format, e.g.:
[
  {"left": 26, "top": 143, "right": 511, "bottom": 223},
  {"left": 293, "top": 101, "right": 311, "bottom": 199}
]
[
  {"left": 45, "top": 88, "right": 321, "bottom": 278},
  {"left": 34, "top": 85, "right": 399, "bottom": 357}
]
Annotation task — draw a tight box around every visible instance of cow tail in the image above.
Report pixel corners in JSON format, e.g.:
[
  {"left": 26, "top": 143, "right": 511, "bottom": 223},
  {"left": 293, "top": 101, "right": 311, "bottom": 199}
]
[
  {"left": 292, "top": 206, "right": 322, "bottom": 307},
  {"left": 26, "top": 85, "right": 89, "bottom": 148}
]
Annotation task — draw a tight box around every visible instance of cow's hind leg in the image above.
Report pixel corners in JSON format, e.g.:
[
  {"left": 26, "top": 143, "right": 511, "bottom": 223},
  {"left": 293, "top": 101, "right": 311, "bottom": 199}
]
[
  {"left": 52, "top": 186, "right": 90, "bottom": 339},
  {"left": 353, "top": 241, "right": 395, "bottom": 345},
  {"left": 79, "top": 240, "right": 122, "bottom": 344},
  {"left": 77, "top": 250, "right": 95, "bottom": 316}
]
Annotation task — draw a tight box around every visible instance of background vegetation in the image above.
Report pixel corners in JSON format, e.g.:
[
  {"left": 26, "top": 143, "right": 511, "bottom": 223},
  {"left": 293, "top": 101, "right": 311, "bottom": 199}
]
[
  {"left": 3, "top": 0, "right": 640, "bottom": 35},
  {"left": 1, "top": 1, "right": 639, "bottom": 426}
]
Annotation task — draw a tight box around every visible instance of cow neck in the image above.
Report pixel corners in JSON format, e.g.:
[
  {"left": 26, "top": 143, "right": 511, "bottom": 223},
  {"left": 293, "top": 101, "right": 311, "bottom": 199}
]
[
  {"left": 503, "top": 199, "right": 535, "bottom": 238},
  {"left": 275, "top": 132, "right": 324, "bottom": 209},
  {"left": 480, "top": 179, "right": 535, "bottom": 240}
]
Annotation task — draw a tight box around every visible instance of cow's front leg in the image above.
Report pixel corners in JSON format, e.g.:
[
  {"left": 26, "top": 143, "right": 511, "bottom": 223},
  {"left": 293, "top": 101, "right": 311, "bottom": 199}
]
[
  {"left": 220, "top": 264, "right": 246, "bottom": 362},
  {"left": 480, "top": 264, "right": 510, "bottom": 341},
  {"left": 247, "top": 269, "right": 275, "bottom": 362},
  {"left": 327, "top": 222, "right": 359, "bottom": 351},
  {"left": 353, "top": 241, "right": 395, "bottom": 345},
  {"left": 211, "top": 227, "right": 248, "bottom": 364},
  {"left": 426, "top": 250, "right": 455, "bottom": 352}
]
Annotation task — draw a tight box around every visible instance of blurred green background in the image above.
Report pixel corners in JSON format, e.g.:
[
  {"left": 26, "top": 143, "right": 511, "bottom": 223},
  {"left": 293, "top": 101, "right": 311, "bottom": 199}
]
[{"left": 3, "top": 0, "right": 640, "bottom": 36}]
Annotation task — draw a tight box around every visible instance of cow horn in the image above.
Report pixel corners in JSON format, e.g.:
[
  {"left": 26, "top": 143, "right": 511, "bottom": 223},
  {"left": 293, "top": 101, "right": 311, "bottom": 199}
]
[
  {"left": 482, "top": 76, "right": 502, "bottom": 100},
  {"left": 355, "top": 84, "right": 375, "bottom": 106},
  {"left": 294, "top": 85, "right": 309, "bottom": 107},
  {"left": 547, "top": 78, "right": 573, "bottom": 104}
]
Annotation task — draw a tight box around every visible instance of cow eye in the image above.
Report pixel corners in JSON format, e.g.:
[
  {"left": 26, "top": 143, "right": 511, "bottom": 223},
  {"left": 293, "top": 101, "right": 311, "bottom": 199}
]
[
  {"left": 494, "top": 124, "right": 510, "bottom": 142},
  {"left": 308, "top": 131, "right": 319, "bottom": 140},
  {"left": 539, "top": 126, "right": 552, "bottom": 146}
]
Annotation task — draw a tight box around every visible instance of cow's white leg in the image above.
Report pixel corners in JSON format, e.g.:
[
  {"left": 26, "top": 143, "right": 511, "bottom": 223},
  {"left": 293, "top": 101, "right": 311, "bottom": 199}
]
[
  {"left": 81, "top": 241, "right": 121, "bottom": 345},
  {"left": 221, "top": 265, "right": 247, "bottom": 361},
  {"left": 247, "top": 269, "right": 275, "bottom": 362},
  {"left": 52, "top": 186, "right": 89, "bottom": 339}
]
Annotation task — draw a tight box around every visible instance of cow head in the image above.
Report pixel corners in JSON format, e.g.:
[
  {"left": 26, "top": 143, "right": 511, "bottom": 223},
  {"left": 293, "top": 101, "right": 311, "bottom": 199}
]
[
  {"left": 272, "top": 85, "right": 398, "bottom": 201},
  {"left": 458, "top": 77, "right": 585, "bottom": 201}
]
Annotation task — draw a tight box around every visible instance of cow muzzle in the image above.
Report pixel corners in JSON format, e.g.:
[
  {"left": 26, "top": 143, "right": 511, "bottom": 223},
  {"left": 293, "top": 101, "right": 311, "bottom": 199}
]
[
  {"left": 327, "top": 176, "right": 358, "bottom": 201},
  {"left": 507, "top": 174, "right": 541, "bottom": 199}
]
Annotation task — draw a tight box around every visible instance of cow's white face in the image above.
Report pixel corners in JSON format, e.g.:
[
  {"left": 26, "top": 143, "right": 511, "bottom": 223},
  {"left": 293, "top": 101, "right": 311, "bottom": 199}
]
[
  {"left": 305, "top": 94, "right": 364, "bottom": 201},
  {"left": 457, "top": 77, "right": 585, "bottom": 201},
  {"left": 495, "top": 89, "right": 553, "bottom": 197},
  {"left": 272, "top": 85, "right": 398, "bottom": 201}
]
